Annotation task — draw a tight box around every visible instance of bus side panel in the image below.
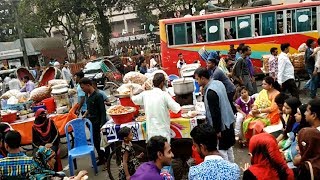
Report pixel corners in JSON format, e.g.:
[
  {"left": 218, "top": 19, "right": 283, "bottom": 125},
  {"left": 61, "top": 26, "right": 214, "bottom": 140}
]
[{"left": 161, "top": 32, "right": 318, "bottom": 76}]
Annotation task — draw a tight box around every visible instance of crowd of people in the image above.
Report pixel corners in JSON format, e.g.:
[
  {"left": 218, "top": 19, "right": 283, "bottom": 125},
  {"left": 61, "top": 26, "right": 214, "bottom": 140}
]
[{"left": 0, "top": 37, "right": 320, "bottom": 180}]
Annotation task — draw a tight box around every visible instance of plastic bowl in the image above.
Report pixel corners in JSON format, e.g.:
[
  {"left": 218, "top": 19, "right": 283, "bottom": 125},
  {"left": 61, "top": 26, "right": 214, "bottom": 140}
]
[{"left": 107, "top": 106, "right": 136, "bottom": 125}]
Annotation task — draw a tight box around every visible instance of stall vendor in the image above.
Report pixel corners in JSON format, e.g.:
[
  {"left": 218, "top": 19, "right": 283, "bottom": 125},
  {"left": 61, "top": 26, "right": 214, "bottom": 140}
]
[
  {"left": 131, "top": 73, "right": 181, "bottom": 143},
  {"left": 20, "top": 75, "right": 35, "bottom": 93}
]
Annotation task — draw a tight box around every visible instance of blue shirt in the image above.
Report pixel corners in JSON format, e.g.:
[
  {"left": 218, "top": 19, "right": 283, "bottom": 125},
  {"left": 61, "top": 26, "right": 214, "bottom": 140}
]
[
  {"left": 98, "top": 89, "right": 108, "bottom": 101},
  {"left": 209, "top": 67, "right": 235, "bottom": 93},
  {"left": 77, "top": 84, "right": 87, "bottom": 112},
  {"left": 189, "top": 155, "right": 240, "bottom": 180},
  {"left": 0, "top": 152, "right": 33, "bottom": 177}
]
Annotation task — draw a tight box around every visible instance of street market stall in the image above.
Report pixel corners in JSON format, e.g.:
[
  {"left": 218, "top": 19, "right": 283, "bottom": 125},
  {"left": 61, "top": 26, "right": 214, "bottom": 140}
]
[
  {"left": 101, "top": 70, "right": 205, "bottom": 180},
  {"left": 0, "top": 78, "right": 77, "bottom": 158}
]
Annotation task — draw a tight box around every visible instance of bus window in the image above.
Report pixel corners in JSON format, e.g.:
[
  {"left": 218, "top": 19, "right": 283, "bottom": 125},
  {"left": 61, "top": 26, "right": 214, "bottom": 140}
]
[
  {"left": 195, "top": 21, "right": 206, "bottom": 43},
  {"left": 167, "top": 25, "right": 173, "bottom": 45},
  {"left": 237, "top": 15, "right": 252, "bottom": 38},
  {"left": 186, "top": 23, "right": 193, "bottom": 44},
  {"left": 296, "top": 8, "right": 311, "bottom": 32},
  {"left": 174, "top": 23, "right": 186, "bottom": 45},
  {"left": 261, "top": 12, "right": 276, "bottom": 35},
  {"left": 287, "top": 10, "right": 297, "bottom": 33},
  {"left": 207, "top": 19, "right": 221, "bottom": 42},
  {"left": 224, "top": 17, "right": 236, "bottom": 39},
  {"left": 312, "top": 7, "right": 317, "bottom": 30},
  {"left": 276, "top": 11, "right": 284, "bottom": 34},
  {"left": 254, "top": 14, "right": 260, "bottom": 36}
]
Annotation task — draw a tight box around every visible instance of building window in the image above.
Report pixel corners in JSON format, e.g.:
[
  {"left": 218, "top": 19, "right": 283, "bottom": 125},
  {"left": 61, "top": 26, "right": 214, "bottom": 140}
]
[
  {"left": 207, "top": 19, "right": 221, "bottom": 42},
  {"left": 261, "top": 12, "right": 276, "bottom": 36},
  {"left": 237, "top": 15, "right": 252, "bottom": 38}
]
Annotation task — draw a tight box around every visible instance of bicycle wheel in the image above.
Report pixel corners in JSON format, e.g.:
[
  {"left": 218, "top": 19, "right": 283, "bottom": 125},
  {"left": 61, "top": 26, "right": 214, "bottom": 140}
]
[
  {"left": 107, "top": 144, "right": 146, "bottom": 180},
  {"left": 59, "top": 132, "right": 74, "bottom": 159}
]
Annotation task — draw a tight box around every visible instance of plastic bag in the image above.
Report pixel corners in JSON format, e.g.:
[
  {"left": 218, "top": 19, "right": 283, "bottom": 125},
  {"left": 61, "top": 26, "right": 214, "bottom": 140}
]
[
  {"left": 143, "top": 78, "right": 153, "bottom": 90},
  {"left": 48, "top": 79, "right": 68, "bottom": 87},
  {"left": 298, "top": 43, "right": 307, "bottom": 52},
  {"left": 1, "top": 89, "right": 21, "bottom": 99},
  {"left": 7, "top": 96, "right": 19, "bottom": 105},
  {"left": 30, "top": 86, "right": 51, "bottom": 102},
  {"left": 117, "top": 83, "right": 142, "bottom": 94},
  {"left": 123, "top": 72, "right": 147, "bottom": 85}
]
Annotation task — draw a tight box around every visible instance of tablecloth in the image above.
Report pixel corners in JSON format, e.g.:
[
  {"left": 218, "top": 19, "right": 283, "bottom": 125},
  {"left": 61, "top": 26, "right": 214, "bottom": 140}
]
[
  {"left": 10, "top": 114, "right": 74, "bottom": 145},
  {"left": 101, "top": 117, "right": 198, "bottom": 143}
]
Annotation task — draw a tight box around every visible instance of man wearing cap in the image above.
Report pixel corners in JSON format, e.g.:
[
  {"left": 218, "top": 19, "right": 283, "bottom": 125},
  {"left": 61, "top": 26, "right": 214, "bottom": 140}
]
[
  {"left": 54, "top": 61, "right": 63, "bottom": 79},
  {"left": 62, "top": 61, "right": 74, "bottom": 88},
  {"left": 207, "top": 56, "right": 236, "bottom": 113}
]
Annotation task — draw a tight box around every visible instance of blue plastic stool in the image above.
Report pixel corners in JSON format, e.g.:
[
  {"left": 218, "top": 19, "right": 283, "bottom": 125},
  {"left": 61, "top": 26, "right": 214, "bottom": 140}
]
[{"left": 65, "top": 118, "right": 98, "bottom": 176}]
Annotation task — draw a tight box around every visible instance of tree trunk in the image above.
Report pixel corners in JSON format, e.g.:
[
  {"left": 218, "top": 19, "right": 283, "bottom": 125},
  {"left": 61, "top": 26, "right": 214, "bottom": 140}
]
[{"left": 95, "top": 0, "right": 111, "bottom": 56}]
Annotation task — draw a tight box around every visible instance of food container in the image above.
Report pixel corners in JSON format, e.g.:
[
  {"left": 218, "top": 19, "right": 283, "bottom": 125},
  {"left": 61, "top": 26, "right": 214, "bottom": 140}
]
[
  {"left": 2, "top": 111, "right": 17, "bottom": 123},
  {"left": 107, "top": 106, "right": 136, "bottom": 125},
  {"left": 32, "top": 105, "right": 46, "bottom": 112},
  {"left": 19, "top": 115, "right": 28, "bottom": 120},
  {"left": 169, "top": 110, "right": 181, "bottom": 118},
  {"left": 118, "top": 97, "right": 140, "bottom": 116},
  {"left": 42, "top": 97, "right": 56, "bottom": 113},
  {"left": 181, "top": 105, "right": 195, "bottom": 114},
  {"left": 172, "top": 78, "right": 195, "bottom": 95}
]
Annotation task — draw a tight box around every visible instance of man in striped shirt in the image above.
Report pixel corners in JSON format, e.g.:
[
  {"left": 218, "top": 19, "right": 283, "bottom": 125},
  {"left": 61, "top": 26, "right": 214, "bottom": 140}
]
[{"left": 0, "top": 130, "right": 33, "bottom": 178}]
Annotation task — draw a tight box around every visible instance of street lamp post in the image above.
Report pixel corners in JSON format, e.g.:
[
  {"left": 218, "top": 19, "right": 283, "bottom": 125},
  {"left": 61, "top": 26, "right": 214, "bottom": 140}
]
[{"left": 12, "top": 0, "right": 29, "bottom": 68}]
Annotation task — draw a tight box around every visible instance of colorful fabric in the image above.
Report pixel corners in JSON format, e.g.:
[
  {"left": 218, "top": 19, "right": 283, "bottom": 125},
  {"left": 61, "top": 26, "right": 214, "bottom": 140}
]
[
  {"left": 243, "top": 89, "right": 280, "bottom": 136},
  {"left": 0, "top": 152, "right": 33, "bottom": 177},
  {"left": 118, "top": 142, "right": 140, "bottom": 180},
  {"left": 268, "top": 55, "right": 278, "bottom": 78},
  {"left": 29, "top": 146, "right": 56, "bottom": 180},
  {"left": 188, "top": 155, "right": 240, "bottom": 180},
  {"left": 248, "top": 133, "right": 294, "bottom": 180}
]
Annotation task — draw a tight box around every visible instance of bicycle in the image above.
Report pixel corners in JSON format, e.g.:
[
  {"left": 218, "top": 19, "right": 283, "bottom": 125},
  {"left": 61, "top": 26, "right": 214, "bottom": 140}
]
[{"left": 106, "top": 141, "right": 146, "bottom": 180}]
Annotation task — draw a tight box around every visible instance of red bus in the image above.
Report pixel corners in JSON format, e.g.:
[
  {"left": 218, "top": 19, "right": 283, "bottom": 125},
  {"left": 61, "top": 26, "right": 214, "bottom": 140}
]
[{"left": 159, "top": 1, "right": 320, "bottom": 75}]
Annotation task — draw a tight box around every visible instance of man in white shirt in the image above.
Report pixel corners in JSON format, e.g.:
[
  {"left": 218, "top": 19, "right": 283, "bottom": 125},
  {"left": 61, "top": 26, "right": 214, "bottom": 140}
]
[
  {"left": 176, "top": 53, "right": 186, "bottom": 77},
  {"left": 8, "top": 74, "right": 21, "bottom": 90},
  {"left": 149, "top": 55, "right": 158, "bottom": 68},
  {"left": 313, "top": 38, "right": 320, "bottom": 74},
  {"left": 62, "top": 62, "right": 74, "bottom": 88},
  {"left": 277, "top": 43, "right": 299, "bottom": 99},
  {"left": 131, "top": 73, "right": 181, "bottom": 142},
  {"left": 304, "top": 99, "right": 320, "bottom": 131}
]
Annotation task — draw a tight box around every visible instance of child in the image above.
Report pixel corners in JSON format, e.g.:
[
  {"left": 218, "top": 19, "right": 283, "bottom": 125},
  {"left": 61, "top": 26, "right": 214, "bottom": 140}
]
[
  {"left": 234, "top": 86, "right": 254, "bottom": 143},
  {"left": 118, "top": 127, "right": 141, "bottom": 180}
]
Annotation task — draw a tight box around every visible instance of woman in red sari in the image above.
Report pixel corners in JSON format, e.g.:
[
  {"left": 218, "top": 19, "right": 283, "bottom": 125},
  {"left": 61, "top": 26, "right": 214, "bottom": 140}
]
[
  {"left": 243, "top": 133, "right": 294, "bottom": 180},
  {"left": 32, "top": 108, "right": 61, "bottom": 171}
]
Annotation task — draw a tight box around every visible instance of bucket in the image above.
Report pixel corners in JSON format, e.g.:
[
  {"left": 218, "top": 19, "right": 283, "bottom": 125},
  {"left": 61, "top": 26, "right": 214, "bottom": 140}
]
[
  {"left": 119, "top": 97, "right": 139, "bottom": 116},
  {"left": 32, "top": 105, "right": 46, "bottom": 113},
  {"left": 42, "top": 97, "right": 56, "bottom": 113}
]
